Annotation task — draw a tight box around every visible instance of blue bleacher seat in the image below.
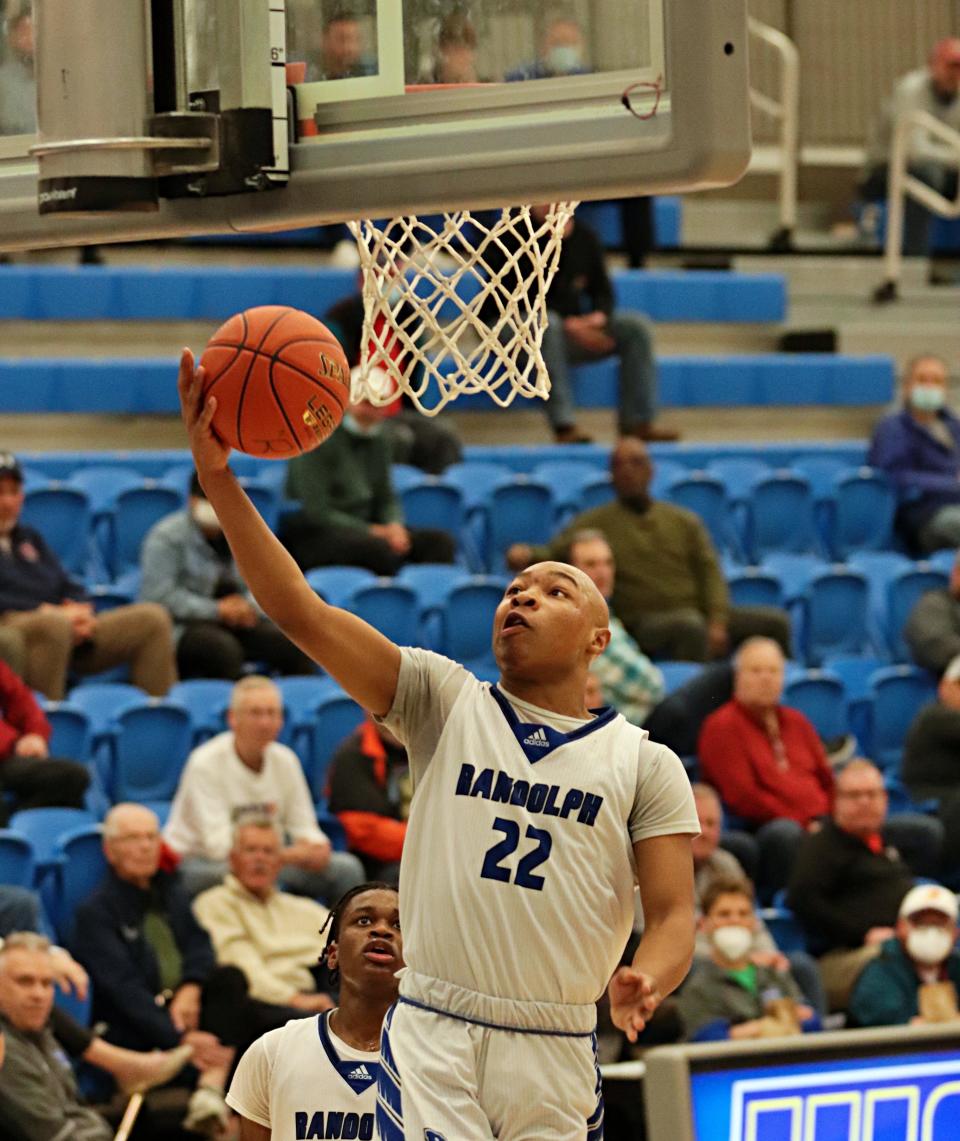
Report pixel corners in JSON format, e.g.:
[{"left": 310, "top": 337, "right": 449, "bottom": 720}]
[
  {"left": 782, "top": 672, "right": 848, "bottom": 741},
  {"left": 746, "top": 471, "right": 820, "bottom": 562},
  {"left": 44, "top": 703, "right": 92, "bottom": 762},
  {"left": 532, "top": 459, "right": 603, "bottom": 517},
  {"left": 649, "top": 460, "right": 687, "bottom": 499},
  {"left": 52, "top": 825, "right": 106, "bottom": 940},
  {"left": 390, "top": 464, "right": 426, "bottom": 493},
  {"left": 758, "top": 906, "right": 808, "bottom": 953},
  {"left": 396, "top": 564, "right": 471, "bottom": 613},
  {"left": 885, "top": 566, "right": 950, "bottom": 662},
  {"left": 112, "top": 702, "right": 193, "bottom": 803},
  {"left": 579, "top": 474, "right": 615, "bottom": 512},
  {"left": 665, "top": 472, "right": 737, "bottom": 558},
  {"left": 791, "top": 456, "right": 850, "bottom": 502},
  {"left": 0, "top": 830, "right": 35, "bottom": 888},
  {"left": 847, "top": 551, "right": 914, "bottom": 646},
  {"left": 168, "top": 679, "right": 233, "bottom": 745},
  {"left": 803, "top": 568, "right": 873, "bottom": 665},
  {"left": 442, "top": 462, "right": 513, "bottom": 508},
  {"left": 305, "top": 565, "right": 378, "bottom": 607},
  {"left": 657, "top": 661, "right": 701, "bottom": 694},
  {"left": 21, "top": 486, "right": 91, "bottom": 576},
  {"left": 867, "top": 666, "right": 938, "bottom": 772},
  {"left": 441, "top": 578, "right": 507, "bottom": 671},
  {"left": 347, "top": 581, "right": 421, "bottom": 647},
  {"left": 110, "top": 484, "right": 182, "bottom": 577},
  {"left": 308, "top": 693, "right": 365, "bottom": 803},
  {"left": 486, "top": 479, "right": 555, "bottom": 571},
  {"left": 396, "top": 564, "right": 472, "bottom": 645},
  {"left": 762, "top": 554, "right": 829, "bottom": 605},
  {"left": 275, "top": 675, "right": 337, "bottom": 756},
  {"left": 65, "top": 683, "right": 148, "bottom": 792},
  {"left": 68, "top": 465, "right": 144, "bottom": 514},
  {"left": 706, "top": 458, "right": 771, "bottom": 503},
  {"left": 829, "top": 468, "right": 896, "bottom": 559},
  {"left": 400, "top": 481, "right": 465, "bottom": 543},
  {"left": 821, "top": 654, "right": 887, "bottom": 701},
  {"left": 727, "top": 569, "right": 784, "bottom": 610},
  {"left": 8, "top": 808, "right": 98, "bottom": 869}
]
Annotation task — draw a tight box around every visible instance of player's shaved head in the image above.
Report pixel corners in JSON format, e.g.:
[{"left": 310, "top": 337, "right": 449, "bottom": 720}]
[{"left": 522, "top": 561, "right": 609, "bottom": 626}]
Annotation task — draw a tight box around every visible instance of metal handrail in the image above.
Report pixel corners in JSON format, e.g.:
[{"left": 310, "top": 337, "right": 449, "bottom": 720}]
[
  {"left": 748, "top": 16, "right": 800, "bottom": 239},
  {"left": 878, "top": 109, "right": 960, "bottom": 300}
]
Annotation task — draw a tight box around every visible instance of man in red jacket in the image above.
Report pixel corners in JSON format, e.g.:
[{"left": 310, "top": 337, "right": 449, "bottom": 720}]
[
  {"left": 326, "top": 719, "right": 409, "bottom": 884},
  {"left": 0, "top": 658, "right": 89, "bottom": 823},
  {"left": 698, "top": 637, "right": 834, "bottom": 905}
]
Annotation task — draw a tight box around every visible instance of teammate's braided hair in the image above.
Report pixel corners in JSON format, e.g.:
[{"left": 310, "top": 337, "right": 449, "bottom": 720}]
[{"left": 319, "top": 881, "right": 397, "bottom": 984}]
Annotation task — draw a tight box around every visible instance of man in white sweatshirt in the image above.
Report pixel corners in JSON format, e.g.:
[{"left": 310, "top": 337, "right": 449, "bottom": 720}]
[{"left": 164, "top": 675, "right": 364, "bottom": 902}]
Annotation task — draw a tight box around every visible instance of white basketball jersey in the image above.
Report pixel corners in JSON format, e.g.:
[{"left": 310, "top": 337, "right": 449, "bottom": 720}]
[
  {"left": 226, "top": 1012, "right": 380, "bottom": 1141},
  {"left": 381, "top": 649, "right": 699, "bottom": 1013}
]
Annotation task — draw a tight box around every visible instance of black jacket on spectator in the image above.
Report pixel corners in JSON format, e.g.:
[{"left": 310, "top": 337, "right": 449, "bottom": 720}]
[
  {"left": 0, "top": 524, "right": 87, "bottom": 612},
  {"left": 71, "top": 868, "right": 215, "bottom": 1050},
  {"left": 479, "top": 215, "right": 613, "bottom": 324},
  {"left": 545, "top": 220, "right": 615, "bottom": 319},
  {"left": 787, "top": 820, "right": 914, "bottom": 955}
]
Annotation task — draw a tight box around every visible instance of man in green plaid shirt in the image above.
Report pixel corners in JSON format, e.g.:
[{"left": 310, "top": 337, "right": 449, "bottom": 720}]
[{"left": 567, "top": 530, "right": 665, "bottom": 726}]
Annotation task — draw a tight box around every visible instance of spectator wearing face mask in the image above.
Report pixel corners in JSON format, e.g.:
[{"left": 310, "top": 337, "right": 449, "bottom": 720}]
[
  {"left": 848, "top": 884, "right": 960, "bottom": 1027},
  {"left": 507, "top": 14, "right": 591, "bottom": 80},
  {"left": 140, "top": 472, "right": 313, "bottom": 679},
  {"left": 676, "top": 877, "right": 816, "bottom": 1042},
  {"left": 280, "top": 401, "right": 457, "bottom": 574},
  {"left": 868, "top": 354, "right": 960, "bottom": 554}
]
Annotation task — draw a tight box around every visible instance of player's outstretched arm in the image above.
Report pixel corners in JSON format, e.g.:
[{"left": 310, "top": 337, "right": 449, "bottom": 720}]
[
  {"left": 608, "top": 832, "right": 695, "bottom": 1042},
  {"left": 177, "top": 350, "right": 401, "bottom": 716}
]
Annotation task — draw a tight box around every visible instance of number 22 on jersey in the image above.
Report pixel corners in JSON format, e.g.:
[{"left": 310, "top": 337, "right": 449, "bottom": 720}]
[{"left": 480, "top": 817, "right": 553, "bottom": 891}]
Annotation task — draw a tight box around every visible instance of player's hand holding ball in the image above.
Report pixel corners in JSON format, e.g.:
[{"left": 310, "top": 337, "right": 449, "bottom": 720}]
[
  {"left": 608, "top": 966, "right": 661, "bottom": 1042},
  {"left": 178, "top": 348, "right": 231, "bottom": 479}
]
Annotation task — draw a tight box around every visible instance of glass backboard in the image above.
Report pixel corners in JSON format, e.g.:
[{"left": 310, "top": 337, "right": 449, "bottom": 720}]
[{"left": 0, "top": 0, "right": 750, "bottom": 250}]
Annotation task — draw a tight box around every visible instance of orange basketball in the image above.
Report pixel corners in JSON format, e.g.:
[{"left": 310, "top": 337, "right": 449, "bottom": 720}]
[{"left": 198, "top": 306, "right": 349, "bottom": 459}]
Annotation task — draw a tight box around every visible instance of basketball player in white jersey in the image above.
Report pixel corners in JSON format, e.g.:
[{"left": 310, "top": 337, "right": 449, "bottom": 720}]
[
  {"left": 179, "top": 352, "right": 699, "bottom": 1141},
  {"left": 227, "top": 882, "right": 402, "bottom": 1141}
]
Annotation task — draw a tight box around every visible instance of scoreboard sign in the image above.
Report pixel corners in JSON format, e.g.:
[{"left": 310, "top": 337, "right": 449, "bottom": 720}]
[
  {"left": 645, "top": 1028, "right": 960, "bottom": 1141},
  {"left": 693, "top": 1053, "right": 960, "bottom": 1141}
]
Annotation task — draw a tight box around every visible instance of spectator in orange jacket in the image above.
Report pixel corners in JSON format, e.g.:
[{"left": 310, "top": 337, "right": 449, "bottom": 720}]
[
  {"left": 326, "top": 719, "right": 410, "bottom": 883},
  {"left": 698, "top": 637, "right": 834, "bottom": 905},
  {"left": 0, "top": 658, "right": 89, "bottom": 824}
]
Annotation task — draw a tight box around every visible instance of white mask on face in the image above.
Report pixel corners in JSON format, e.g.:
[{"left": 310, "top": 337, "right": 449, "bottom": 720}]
[
  {"left": 906, "top": 925, "right": 955, "bottom": 966},
  {"left": 191, "top": 499, "right": 221, "bottom": 532},
  {"left": 711, "top": 924, "right": 754, "bottom": 963},
  {"left": 546, "top": 44, "right": 582, "bottom": 73},
  {"left": 909, "top": 383, "right": 947, "bottom": 412}
]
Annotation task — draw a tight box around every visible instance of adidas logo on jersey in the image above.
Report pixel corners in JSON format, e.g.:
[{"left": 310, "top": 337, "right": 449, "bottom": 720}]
[
  {"left": 347, "top": 1065, "right": 373, "bottom": 1080},
  {"left": 522, "top": 728, "right": 550, "bottom": 748}
]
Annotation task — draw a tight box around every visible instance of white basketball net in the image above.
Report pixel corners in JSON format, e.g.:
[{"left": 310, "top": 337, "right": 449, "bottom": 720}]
[{"left": 347, "top": 204, "right": 578, "bottom": 416}]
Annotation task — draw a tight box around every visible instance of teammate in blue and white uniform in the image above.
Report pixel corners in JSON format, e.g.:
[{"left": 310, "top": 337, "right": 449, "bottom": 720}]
[
  {"left": 180, "top": 352, "right": 699, "bottom": 1141},
  {"left": 227, "top": 882, "right": 402, "bottom": 1141}
]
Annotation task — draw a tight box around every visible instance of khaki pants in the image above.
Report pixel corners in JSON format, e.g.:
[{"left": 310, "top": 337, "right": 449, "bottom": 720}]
[
  {"left": 818, "top": 944, "right": 882, "bottom": 1012},
  {"left": 0, "top": 603, "right": 177, "bottom": 699}
]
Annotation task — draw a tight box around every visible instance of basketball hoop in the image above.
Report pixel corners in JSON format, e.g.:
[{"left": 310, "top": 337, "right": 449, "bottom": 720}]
[{"left": 347, "top": 204, "right": 577, "bottom": 416}]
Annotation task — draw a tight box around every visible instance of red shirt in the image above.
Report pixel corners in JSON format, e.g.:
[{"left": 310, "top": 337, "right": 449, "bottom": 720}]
[
  {"left": 0, "top": 659, "right": 51, "bottom": 760},
  {"left": 698, "top": 699, "right": 834, "bottom": 826}
]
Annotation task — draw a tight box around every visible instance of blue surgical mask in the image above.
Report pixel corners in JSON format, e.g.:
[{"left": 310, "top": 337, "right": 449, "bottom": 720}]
[
  {"left": 910, "top": 384, "right": 947, "bottom": 412},
  {"left": 546, "top": 44, "right": 583, "bottom": 74}
]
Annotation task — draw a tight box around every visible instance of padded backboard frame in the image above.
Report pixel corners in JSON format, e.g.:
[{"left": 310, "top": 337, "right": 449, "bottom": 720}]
[{"left": 0, "top": 0, "right": 750, "bottom": 251}]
